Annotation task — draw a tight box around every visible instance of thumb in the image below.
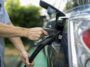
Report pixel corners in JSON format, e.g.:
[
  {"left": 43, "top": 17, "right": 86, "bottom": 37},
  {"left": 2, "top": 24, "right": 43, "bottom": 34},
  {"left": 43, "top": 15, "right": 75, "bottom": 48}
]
[
  {"left": 42, "top": 29, "right": 48, "bottom": 35},
  {"left": 25, "top": 57, "right": 30, "bottom": 65},
  {"left": 26, "top": 57, "right": 34, "bottom": 67}
]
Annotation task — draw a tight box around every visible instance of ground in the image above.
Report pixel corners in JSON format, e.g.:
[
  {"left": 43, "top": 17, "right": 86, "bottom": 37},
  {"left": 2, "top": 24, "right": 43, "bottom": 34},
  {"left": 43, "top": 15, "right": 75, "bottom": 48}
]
[{"left": 4, "top": 46, "right": 29, "bottom": 67}]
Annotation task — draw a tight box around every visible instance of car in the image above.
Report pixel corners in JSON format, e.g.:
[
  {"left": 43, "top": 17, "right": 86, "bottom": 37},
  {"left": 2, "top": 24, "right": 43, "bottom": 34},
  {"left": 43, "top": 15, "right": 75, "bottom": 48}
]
[{"left": 19, "top": 0, "right": 90, "bottom": 67}]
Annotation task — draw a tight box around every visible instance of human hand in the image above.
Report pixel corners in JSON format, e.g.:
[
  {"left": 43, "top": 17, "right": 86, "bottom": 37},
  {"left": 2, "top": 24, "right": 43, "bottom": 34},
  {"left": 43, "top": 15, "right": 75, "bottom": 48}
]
[
  {"left": 26, "top": 27, "right": 48, "bottom": 40},
  {"left": 20, "top": 51, "right": 33, "bottom": 67}
]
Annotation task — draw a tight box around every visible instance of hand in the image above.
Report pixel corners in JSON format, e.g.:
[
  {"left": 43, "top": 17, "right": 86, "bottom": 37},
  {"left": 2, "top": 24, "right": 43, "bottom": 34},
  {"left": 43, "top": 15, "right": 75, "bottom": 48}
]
[
  {"left": 20, "top": 51, "right": 33, "bottom": 67},
  {"left": 26, "top": 27, "right": 48, "bottom": 40}
]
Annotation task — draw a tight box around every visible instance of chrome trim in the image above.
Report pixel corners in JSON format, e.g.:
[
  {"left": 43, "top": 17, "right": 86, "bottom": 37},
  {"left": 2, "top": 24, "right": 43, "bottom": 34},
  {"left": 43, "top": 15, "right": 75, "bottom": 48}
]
[{"left": 68, "top": 20, "right": 78, "bottom": 67}]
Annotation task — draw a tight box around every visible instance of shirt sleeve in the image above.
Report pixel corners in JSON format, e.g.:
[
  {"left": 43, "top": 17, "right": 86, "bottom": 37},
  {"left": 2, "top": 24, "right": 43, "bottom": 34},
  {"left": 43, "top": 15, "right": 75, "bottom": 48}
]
[
  {"left": 3, "top": 9, "right": 11, "bottom": 24},
  {"left": 0, "top": 0, "right": 11, "bottom": 24}
]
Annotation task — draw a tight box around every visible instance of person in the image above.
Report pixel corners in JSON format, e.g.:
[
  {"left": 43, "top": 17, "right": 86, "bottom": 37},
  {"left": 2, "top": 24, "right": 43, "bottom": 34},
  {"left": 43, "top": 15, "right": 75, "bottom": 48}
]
[{"left": 0, "top": 0, "right": 48, "bottom": 67}]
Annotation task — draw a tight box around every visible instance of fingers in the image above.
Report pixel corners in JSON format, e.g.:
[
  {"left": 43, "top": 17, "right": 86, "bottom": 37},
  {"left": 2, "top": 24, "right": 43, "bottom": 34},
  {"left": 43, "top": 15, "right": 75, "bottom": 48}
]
[
  {"left": 28, "top": 34, "right": 40, "bottom": 40},
  {"left": 27, "top": 27, "right": 48, "bottom": 40},
  {"left": 36, "top": 28, "right": 48, "bottom": 36},
  {"left": 42, "top": 29, "right": 48, "bottom": 35},
  {"left": 26, "top": 58, "right": 34, "bottom": 67},
  {"left": 25, "top": 57, "right": 30, "bottom": 65},
  {"left": 20, "top": 51, "right": 34, "bottom": 67},
  {"left": 24, "top": 55, "right": 34, "bottom": 67},
  {"left": 34, "top": 27, "right": 48, "bottom": 36}
]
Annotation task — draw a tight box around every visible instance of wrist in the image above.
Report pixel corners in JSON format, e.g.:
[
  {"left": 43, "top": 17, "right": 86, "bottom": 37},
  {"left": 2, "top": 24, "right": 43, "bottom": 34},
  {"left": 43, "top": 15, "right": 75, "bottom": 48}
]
[
  {"left": 21, "top": 28, "right": 29, "bottom": 38},
  {"left": 13, "top": 26, "right": 29, "bottom": 37},
  {"left": 20, "top": 50, "right": 28, "bottom": 56}
]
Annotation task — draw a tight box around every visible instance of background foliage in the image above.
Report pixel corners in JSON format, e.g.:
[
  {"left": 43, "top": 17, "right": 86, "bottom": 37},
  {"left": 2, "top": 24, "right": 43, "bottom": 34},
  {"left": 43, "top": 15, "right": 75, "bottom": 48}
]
[
  {"left": 5, "top": 0, "right": 43, "bottom": 27},
  {"left": 5, "top": 0, "right": 43, "bottom": 46}
]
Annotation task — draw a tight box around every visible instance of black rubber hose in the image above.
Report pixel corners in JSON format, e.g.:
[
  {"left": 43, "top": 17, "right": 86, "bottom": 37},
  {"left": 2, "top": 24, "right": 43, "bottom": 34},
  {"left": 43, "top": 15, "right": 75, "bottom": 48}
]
[{"left": 24, "top": 35, "right": 57, "bottom": 67}]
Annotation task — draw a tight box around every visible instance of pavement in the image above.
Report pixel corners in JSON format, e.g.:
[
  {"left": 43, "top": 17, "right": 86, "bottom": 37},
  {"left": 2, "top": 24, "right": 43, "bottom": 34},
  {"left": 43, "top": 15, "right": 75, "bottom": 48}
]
[
  {"left": 4, "top": 47, "right": 21, "bottom": 67},
  {"left": 4, "top": 56, "right": 20, "bottom": 67}
]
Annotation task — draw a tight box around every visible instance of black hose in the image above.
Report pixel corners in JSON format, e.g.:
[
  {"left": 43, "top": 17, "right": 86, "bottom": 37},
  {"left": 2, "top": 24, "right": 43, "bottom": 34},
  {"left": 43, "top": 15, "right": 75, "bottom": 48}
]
[{"left": 24, "top": 33, "right": 58, "bottom": 67}]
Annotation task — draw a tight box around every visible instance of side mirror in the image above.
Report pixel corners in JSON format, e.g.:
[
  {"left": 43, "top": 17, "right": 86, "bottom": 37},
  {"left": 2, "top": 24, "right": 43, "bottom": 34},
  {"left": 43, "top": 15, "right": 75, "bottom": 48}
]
[{"left": 40, "top": 0, "right": 65, "bottom": 17}]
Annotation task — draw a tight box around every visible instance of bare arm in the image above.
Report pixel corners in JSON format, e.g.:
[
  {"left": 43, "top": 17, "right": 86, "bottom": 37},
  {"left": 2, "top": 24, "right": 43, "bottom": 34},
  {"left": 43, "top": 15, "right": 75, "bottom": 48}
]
[
  {"left": 0, "top": 23, "right": 27, "bottom": 37},
  {"left": 7, "top": 23, "right": 27, "bottom": 53},
  {"left": 9, "top": 36, "right": 30, "bottom": 66},
  {"left": 0, "top": 22, "right": 48, "bottom": 40},
  {"left": 7, "top": 23, "right": 31, "bottom": 66},
  {"left": 9, "top": 37, "right": 27, "bottom": 53}
]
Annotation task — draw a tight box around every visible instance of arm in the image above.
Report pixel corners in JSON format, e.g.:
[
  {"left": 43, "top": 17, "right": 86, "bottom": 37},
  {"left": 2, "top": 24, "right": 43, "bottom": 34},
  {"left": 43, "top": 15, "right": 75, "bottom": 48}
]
[
  {"left": 7, "top": 23, "right": 31, "bottom": 66},
  {"left": 0, "top": 22, "right": 48, "bottom": 40},
  {"left": 9, "top": 37, "right": 31, "bottom": 66},
  {"left": 0, "top": 23, "right": 27, "bottom": 37},
  {"left": 6, "top": 23, "right": 48, "bottom": 66},
  {"left": 7, "top": 23, "right": 27, "bottom": 53}
]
